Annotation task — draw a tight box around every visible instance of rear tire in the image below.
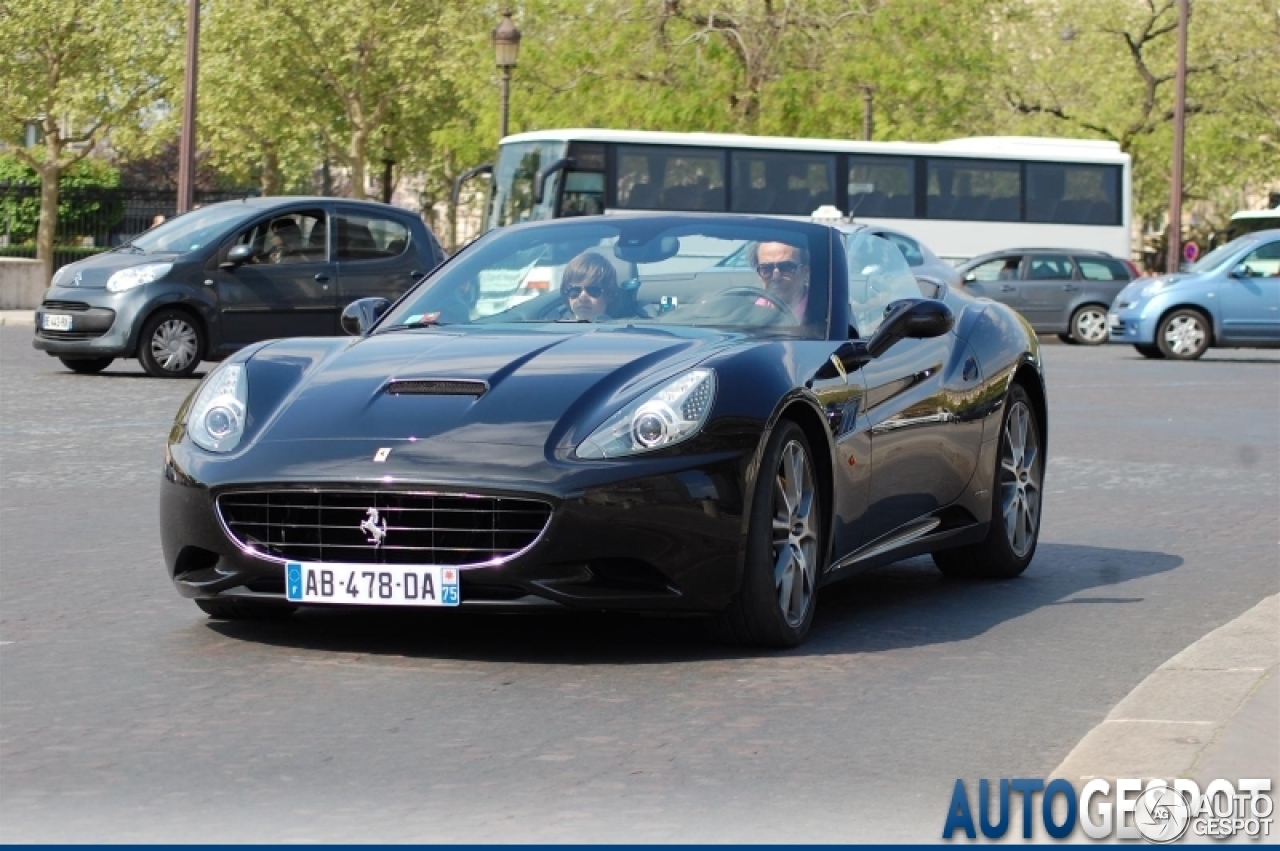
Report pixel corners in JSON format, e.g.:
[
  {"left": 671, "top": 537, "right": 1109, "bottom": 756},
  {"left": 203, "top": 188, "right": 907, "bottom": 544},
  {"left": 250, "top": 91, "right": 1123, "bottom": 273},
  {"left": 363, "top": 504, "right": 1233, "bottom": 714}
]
[
  {"left": 58, "top": 356, "right": 114, "bottom": 374},
  {"left": 138, "top": 307, "right": 204, "bottom": 378},
  {"left": 1056, "top": 333, "right": 1077, "bottom": 345},
  {"left": 712, "top": 420, "right": 824, "bottom": 648},
  {"left": 195, "top": 598, "right": 297, "bottom": 620},
  {"left": 1068, "top": 304, "right": 1109, "bottom": 345},
  {"left": 1134, "top": 344, "right": 1164, "bottom": 359},
  {"left": 933, "top": 384, "right": 1042, "bottom": 579}
]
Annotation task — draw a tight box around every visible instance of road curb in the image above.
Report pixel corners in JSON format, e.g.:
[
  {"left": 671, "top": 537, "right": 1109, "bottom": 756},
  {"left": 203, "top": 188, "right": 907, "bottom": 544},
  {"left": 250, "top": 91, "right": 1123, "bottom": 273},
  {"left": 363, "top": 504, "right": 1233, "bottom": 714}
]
[
  {"left": 0, "top": 311, "right": 35, "bottom": 327},
  {"left": 1051, "top": 594, "right": 1279, "bottom": 784}
]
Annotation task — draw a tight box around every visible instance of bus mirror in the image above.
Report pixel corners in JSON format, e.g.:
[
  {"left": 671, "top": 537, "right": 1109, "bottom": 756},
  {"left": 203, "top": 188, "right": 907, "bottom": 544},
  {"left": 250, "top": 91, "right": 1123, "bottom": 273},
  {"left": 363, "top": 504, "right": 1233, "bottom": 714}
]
[
  {"left": 534, "top": 158, "right": 575, "bottom": 205},
  {"left": 451, "top": 163, "right": 492, "bottom": 209}
]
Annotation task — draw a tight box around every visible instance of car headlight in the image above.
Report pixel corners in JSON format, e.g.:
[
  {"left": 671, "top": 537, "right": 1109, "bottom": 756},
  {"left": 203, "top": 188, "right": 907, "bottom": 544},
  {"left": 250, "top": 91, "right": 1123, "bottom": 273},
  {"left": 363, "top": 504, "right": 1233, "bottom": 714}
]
[
  {"left": 106, "top": 262, "right": 172, "bottom": 293},
  {"left": 186, "top": 364, "right": 248, "bottom": 452},
  {"left": 1141, "top": 277, "right": 1174, "bottom": 297},
  {"left": 576, "top": 369, "right": 716, "bottom": 459}
]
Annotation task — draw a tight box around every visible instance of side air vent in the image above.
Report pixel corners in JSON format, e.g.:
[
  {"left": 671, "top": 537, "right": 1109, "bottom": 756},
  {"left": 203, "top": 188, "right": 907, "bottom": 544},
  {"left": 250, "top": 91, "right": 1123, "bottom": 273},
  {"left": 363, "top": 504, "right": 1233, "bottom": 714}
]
[{"left": 387, "top": 379, "right": 487, "bottom": 397}]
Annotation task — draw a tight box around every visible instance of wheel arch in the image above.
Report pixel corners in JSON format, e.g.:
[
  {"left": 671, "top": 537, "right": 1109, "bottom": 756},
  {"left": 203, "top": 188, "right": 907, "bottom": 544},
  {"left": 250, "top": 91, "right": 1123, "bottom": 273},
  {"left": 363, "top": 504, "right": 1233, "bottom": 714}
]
[
  {"left": 136, "top": 301, "right": 209, "bottom": 361},
  {"left": 1010, "top": 362, "right": 1048, "bottom": 456},
  {"left": 1155, "top": 302, "right": 1216, "bottom": 348}
]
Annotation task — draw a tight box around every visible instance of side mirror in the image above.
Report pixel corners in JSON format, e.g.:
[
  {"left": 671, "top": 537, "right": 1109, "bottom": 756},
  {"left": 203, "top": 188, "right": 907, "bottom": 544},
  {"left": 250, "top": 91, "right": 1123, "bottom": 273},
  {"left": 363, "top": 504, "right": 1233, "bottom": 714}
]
[
  {"left": 1230, "top": 263, "right": 1251, "bottom": 278},
  {"left": 866, "top": 298, "right": 954, "bottom": 358},
  {"left": 962, "top": 272, "right": 977, "bottom": 283},
  {"left": 221, "top": 244, "right": 254, "bottom": 268},
  {"left": 341, "top": 297, "right": 392, "bottom": 336},
  {"left": 533, "top": 157, "right": 575, "bottom": 205}
]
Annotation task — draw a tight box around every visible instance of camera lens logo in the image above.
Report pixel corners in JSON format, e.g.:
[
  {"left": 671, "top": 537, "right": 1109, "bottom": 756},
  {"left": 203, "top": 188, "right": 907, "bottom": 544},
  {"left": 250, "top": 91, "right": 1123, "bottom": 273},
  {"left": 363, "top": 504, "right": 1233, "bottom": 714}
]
[{"left": 1135, "top": 785, "right": 1191, "bottom": 843}]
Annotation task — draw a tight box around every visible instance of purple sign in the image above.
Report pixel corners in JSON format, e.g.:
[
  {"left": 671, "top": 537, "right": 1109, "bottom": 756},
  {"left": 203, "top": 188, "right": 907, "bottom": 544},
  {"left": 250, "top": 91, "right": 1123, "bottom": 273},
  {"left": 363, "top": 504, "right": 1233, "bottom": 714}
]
[{"left": 1183, "top": 241, "right": 1199, "bottom": 262}]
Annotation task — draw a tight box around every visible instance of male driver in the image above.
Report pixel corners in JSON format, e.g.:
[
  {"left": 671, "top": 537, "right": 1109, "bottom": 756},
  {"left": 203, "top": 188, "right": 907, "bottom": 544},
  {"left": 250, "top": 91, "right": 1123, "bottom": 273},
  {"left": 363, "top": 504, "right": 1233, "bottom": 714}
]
[{"left": 751, "top": 240, "right": 810, "bottom": 317}]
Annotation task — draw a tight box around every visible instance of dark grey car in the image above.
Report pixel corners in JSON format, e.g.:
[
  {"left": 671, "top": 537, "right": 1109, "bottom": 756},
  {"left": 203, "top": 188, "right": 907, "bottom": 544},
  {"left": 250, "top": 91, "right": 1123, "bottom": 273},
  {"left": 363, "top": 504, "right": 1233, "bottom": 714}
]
[
  {"left": 955, "top": 249, "right": 1137, "bottom": 344},
  {"left": 33, "top": 197, "right": 445, "bottom": 377}
]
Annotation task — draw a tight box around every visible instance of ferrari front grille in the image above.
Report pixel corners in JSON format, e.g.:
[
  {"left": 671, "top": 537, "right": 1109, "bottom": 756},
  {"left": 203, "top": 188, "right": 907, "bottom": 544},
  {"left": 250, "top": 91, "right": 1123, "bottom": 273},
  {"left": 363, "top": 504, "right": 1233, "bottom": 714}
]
[{"left": 216, "top": 489, "right": 552, "bottom": 566}]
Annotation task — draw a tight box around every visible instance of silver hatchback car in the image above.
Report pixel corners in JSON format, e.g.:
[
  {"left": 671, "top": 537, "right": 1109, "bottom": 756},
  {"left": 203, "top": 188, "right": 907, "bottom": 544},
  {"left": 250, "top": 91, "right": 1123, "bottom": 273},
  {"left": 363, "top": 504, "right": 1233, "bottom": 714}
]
[{"left": 955, "top": 248, "right": 1138, "bottom": 344}]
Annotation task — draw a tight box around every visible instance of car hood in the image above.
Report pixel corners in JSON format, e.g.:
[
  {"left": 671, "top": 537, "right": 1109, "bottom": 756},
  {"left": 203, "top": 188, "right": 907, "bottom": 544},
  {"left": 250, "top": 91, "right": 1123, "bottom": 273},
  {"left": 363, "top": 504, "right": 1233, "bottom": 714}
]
[
  {"left": 243, "top": 326, "right": 738, "bottom": 449},
  {"left": 53, "top": 250, "right": 181, "bottom": 289}
]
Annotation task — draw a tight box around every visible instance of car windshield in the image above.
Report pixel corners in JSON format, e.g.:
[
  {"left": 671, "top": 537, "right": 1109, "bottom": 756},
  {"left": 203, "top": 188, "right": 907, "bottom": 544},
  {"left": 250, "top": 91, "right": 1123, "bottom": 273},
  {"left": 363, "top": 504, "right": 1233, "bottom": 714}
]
[
  {"left": 1187, "top": 235, "right": 1256, "bottom": 274},
  {"left": 128, "top": 204, "right": 261, "bottom": 255},
  {"left": 378, "top": 217, "right": 831, "bottom": 338}
]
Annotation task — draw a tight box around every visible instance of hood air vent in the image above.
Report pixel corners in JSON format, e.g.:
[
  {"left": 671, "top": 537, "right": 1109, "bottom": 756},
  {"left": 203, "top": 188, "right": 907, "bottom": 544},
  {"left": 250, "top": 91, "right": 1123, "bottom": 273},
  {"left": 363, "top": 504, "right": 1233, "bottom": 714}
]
[{"left": 387, "top": 379, "right": 488, "bottom": 397}]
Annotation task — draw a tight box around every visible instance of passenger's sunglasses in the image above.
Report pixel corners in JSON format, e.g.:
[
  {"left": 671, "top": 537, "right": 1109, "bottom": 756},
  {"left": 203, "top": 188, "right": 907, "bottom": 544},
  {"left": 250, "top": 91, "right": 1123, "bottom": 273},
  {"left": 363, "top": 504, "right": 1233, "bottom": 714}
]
[
  {"left": 565, "top": 285, "right": 604, "bottom": 299},
  {"left": 756, "top": 261, "right": 803, "bottom": 278}
]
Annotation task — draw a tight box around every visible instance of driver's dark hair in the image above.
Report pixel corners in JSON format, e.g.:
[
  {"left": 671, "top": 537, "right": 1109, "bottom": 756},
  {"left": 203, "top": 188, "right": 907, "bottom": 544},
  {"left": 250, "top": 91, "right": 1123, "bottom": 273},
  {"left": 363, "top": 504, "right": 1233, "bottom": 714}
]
[
  {"left": 747, "top": 240, "right": 809, "bottom": 268},
  {"left": 561, "top": 251, "right": 619, "bottom": 300}
]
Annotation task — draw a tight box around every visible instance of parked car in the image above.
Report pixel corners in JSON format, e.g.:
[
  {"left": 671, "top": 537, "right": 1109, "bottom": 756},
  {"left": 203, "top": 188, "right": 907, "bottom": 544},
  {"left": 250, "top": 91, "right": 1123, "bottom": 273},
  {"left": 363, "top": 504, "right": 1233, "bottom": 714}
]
[
  {"left": 161, "top": 213, "right": 1048, "bottom": 648},
  {"left": 864, "top": 225, "right": 962, "bottom": 291},
  {"left": 33, "top": 197, "right": 446, "bottom": 378},
  {"left": 955, "top": 248, "right": 1138, "bottom": 344},
  {"left": 1108, "top": 230, "right": 1280, "bottom": 360}
]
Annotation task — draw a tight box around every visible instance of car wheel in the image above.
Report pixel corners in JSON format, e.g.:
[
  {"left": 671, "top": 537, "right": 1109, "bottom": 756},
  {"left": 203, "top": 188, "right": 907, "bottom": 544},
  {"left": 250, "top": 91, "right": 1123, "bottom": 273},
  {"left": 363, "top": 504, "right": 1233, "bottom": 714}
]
[
  {"left": 1156, "top": 309, "right": 1211, "bottom": 360},
  {"left": 713, "top": 420, "right": 823, "bottom": 648},
  {"left": 1134, "top": 344, "right": 1164, "bottom": 359},
  {"left": 138, "top": 308, "right": 204, "bottom": 378},
  {"left": 195, "top": 598, "right": 297, "bottom": 620},
  {"left": 1069, "top": 304, "right": 1109, "bottom": 345},
  {"left": 933, "top": 384, "right": 1042, "bottom": 579},
  {"left": 1056, "top": 333, "right": 1078, "bottom": 345},
  {"left": 58, "top": 356, "right": 114, "bottom": 374}
]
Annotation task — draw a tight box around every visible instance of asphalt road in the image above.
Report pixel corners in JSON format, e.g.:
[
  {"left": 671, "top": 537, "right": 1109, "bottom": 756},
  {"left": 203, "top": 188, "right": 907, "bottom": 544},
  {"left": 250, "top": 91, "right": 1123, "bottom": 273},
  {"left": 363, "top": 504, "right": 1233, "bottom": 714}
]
[{"left": 2, "top": 328, "right": 1277, "bottom": 842}]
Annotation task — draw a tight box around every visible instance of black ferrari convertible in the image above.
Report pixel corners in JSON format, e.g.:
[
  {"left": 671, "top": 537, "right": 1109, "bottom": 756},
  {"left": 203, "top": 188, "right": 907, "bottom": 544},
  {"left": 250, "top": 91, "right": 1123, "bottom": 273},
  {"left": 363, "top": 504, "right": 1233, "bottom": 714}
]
[{"left": 161, "top": 214, "right": 1047, "bottom": 647}]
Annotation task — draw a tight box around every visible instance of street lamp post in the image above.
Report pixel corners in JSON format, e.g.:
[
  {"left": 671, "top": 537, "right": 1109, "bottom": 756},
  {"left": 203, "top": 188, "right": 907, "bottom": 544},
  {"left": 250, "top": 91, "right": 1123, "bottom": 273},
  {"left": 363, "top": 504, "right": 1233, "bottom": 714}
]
[
  {"left": 1166, "top": 0, "right": 1189, "bottom": 274},
  {"left": 177, "top": 0, "right": 200, "bottom": 213},
  {"left": 492, "top": 10, "right": 522, "bottom": 141}
]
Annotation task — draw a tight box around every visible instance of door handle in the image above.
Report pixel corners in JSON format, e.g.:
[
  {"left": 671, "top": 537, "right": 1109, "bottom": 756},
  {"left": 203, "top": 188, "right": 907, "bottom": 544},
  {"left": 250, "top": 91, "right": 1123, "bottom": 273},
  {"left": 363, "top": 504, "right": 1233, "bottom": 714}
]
[
  {"left": 1000, "top": 284, "right": 1016, "bottom": 292},
  {"left": 314, "top": 273, "right": 331, "bottom": 283},
  {"left": 1063, "top": 284, "right": 1079, "bottom": 292},
  {"left": 409, "top": 270, "right": 423, "bottom": 278}
]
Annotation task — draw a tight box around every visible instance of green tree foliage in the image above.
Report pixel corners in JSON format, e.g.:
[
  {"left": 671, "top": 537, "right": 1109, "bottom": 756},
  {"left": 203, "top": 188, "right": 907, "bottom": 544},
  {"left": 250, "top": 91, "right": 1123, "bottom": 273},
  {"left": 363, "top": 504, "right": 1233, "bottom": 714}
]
[
  {"left": 0, "top": 154, "right": 121, "bottom": 243},
  {"left": 0, "top": 0, "right": 180, "bottom": 279}
]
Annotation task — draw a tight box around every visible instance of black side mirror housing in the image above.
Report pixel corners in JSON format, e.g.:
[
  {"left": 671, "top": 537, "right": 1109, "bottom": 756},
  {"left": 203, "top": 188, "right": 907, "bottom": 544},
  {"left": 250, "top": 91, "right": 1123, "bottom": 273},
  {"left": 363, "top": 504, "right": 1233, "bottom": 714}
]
[
  {"left": 341, "top": 297, "right": 392, "bottom": 336},
  {"left": 1230, "top": 263, "right": 1251, "bottom": 278},
  {"left": 866, "top": 298, "right": 955, "bottom": 358},
  {"left": 221, "top": 243, "right": 254, "bottom": 268}
]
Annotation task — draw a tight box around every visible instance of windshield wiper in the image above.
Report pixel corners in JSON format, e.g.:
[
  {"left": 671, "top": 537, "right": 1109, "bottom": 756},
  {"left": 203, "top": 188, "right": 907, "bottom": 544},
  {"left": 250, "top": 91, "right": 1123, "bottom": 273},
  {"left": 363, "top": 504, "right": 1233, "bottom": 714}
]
[
  {"left": 117, "top": 242, "right": 145, "bottom": 254},
  {"left": 381, "top": 316, "right": 447, "bottom": 332}
]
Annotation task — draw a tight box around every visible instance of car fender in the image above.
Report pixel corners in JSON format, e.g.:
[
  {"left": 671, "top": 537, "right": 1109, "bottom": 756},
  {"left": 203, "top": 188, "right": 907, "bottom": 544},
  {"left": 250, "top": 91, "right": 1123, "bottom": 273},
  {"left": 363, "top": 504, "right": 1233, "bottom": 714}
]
[{"left": 126, "top": 286, "right": 220, "bottom": 354}]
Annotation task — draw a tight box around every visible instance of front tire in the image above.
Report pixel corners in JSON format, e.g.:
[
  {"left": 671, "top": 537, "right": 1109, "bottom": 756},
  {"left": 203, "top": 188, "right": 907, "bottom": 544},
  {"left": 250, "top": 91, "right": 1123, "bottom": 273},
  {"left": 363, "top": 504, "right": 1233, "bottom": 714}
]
[
  {"left": 933, "top": 384, "right": 1042, "bottom": 579},
  {"left": 1156, "top": 309, "right": 1211, "bottom": 360},
  {"left": 196, "top": 598, "right": 296, "bottom": 620},
  {"left": 58, "top": 356, "right": 114, "bottom": 374},
  {"left": 713, "top": 420, "right": 824, "bottom": 648},
  {"left": 1068, "top": 304, "right": 1109, "bottom": 345},
  {"left": 138, "top": 308, "right": 204, "bottom": 378}
]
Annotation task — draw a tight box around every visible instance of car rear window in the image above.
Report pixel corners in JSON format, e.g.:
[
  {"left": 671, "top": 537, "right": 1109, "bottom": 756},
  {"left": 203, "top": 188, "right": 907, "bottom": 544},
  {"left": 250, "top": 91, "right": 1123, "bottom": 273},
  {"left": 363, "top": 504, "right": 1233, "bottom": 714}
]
[{"left": 1076, "top": 257, "right": 1131, "bottom": 281}]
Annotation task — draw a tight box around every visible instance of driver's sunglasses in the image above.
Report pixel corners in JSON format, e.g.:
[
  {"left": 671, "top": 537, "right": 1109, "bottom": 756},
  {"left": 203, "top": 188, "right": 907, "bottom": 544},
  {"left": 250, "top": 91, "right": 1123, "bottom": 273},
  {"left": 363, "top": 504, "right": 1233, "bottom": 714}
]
[
  {"left": 756, "top": 261, "right": 803, "bottom": 278},
  {"left": 565, "top": 285, "right": 604, "bottom": 299}
]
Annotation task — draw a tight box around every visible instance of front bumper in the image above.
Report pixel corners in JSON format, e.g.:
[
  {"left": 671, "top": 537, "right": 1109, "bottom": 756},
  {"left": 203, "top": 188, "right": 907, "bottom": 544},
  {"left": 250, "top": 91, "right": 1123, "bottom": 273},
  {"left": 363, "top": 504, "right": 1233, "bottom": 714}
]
[
  {"left": 1106, "top": 301, "right": 1158, "bottom": 344},
  {"left": 161, "top": 439, "right": 752, "bottom": 613},
  {"left": 32, "top": 286, "right": 147, "bottom": 358}
]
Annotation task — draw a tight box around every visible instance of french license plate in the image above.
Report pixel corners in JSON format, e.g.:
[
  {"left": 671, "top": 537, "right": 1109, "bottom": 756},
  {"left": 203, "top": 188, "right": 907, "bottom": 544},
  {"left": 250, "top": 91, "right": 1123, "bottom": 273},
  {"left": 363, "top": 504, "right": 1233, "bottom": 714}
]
[
  {"left": 285, "top": 562, "right": 460, "bottom": 607},
  {"left": 42, "top": 313, "right": 73, "bottom": 331}
]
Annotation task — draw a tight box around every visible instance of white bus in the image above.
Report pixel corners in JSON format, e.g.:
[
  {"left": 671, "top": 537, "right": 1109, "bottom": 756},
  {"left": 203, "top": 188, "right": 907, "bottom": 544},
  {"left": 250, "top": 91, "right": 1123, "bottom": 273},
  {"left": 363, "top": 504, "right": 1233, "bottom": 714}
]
[
  {"left": 470, "top": 128, "right": 1132, "bottom": 263},
  {"left": 1226, "top": 204, "right": 1280, "bottom": 241}
]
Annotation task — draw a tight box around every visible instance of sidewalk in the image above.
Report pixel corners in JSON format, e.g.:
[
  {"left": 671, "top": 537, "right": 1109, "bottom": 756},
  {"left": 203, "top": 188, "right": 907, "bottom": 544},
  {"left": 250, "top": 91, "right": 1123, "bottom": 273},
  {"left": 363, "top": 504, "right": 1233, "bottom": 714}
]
[
  {"left": 1052, "top": 593, "right": 1279, "bottom": 786},
  {"left": 0, "top": 310, "right": 34, "bottom": 326}
]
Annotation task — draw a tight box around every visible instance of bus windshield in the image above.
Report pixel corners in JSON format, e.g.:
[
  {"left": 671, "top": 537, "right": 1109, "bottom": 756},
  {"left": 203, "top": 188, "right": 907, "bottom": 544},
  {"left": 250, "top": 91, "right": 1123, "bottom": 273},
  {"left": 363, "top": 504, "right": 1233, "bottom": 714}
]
[
  {"left": 1226, "top": 209, "right": 1280, "bottom": 242},
  {"left": 485, "top": 140, "right": 567, "bottom": 230}
]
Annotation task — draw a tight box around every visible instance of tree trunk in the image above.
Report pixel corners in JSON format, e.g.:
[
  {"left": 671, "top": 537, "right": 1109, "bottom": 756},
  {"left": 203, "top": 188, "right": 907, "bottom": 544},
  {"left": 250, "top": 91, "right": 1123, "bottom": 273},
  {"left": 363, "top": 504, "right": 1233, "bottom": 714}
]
[
  {"left": 348, "top": 129, "right": 368, "bottom": 200},
  {"left": 36, "top": 158, "right": 61, "bottom": 286},
  {"left": 260, "top": 145, "right": 282, "bottom": 195}
]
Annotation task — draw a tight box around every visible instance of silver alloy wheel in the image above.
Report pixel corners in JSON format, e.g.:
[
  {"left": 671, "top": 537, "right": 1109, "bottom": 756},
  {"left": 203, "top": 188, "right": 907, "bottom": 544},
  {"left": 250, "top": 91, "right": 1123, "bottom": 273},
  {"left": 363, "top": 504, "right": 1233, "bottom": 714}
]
[
  {"left": 1073, "top": 307, "right": 1108, "bottom": 343},
  {"left": 999, "top": 401, "right": 1041, "bottom": 558},
  {"left": 771, "top": 439, "right": 818, "bottom": 627},
  {"left": 149, "top": 318, "right": 199, "bottom": 373},
  {"left": 1163, "top": 314, "right": 1206, "bottom": 356}
]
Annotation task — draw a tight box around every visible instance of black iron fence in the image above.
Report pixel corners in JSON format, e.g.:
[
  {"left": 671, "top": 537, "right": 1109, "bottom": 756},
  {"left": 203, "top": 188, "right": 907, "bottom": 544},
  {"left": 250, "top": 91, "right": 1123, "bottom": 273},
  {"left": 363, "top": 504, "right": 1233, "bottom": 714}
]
[{"left": 0, "top": 184, "right": 256, "bottom": 273}]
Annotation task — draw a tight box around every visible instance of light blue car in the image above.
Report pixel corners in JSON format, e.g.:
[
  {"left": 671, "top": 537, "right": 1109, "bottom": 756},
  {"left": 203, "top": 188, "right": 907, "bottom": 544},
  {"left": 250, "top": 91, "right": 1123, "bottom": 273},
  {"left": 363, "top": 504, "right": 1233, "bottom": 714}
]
[{"left": 1108, "top": 229, "right": 1280, "bottom": 359}]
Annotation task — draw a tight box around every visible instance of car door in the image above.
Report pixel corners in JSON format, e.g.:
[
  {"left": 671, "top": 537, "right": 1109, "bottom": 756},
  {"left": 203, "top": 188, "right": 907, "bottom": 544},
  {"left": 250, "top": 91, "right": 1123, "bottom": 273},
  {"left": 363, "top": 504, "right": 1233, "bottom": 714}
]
[
  {"left": 333, "top": 208, "right": 427, "bottom": 309},
  {"left": 846, "top": 232, "right": 984, "bottom": 549},
  {"left": 210, "top": 207, "right": 338, "bottom": 344},
  {"left": 961, "top": 255, "right": 1025, "bottom": 312},
  {"left": 1219, "top": 239, "right": 1280, "bottom": 341},
  {"left": 1021, "top": 253, "right": 1077, "bottom": 331}
]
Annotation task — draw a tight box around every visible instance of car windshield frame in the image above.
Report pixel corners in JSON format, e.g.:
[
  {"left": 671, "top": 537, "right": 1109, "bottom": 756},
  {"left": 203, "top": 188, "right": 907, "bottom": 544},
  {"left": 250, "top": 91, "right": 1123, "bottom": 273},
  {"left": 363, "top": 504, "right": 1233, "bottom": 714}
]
[
  {"left": 376, "top": 216, "right": 834, "bottom": 340},
  {"left": 128, "top": 203, "right": 263, "bottom": 255},
  {"left": 1187, "top": 235, "right": 1257, "bottom": 275}
]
